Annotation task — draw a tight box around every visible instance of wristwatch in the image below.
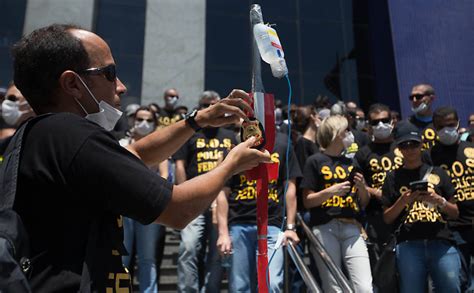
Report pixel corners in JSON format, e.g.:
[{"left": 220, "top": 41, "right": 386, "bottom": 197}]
[
  {"left": 286, "top": 224, "right": 297, "bottom": 231},
  {"left": 185, "top": 109, "right": 201, "bottom": 132}
]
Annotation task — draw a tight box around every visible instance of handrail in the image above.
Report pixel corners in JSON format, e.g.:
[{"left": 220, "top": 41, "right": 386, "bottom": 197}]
[
  {"left": 296, "top": 213, "right": 354, "bottom": 293},
  {"left": 286, "top": 240, "right": 322, "bottom": 293}
]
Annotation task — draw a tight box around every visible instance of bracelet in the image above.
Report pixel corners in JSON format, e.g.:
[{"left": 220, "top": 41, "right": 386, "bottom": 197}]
[
  {"left": 438, "top": 197, "right": 447, "bottom": 209},
  {"left": 286, "top": 224, "right": 296, "bottom": 231}
]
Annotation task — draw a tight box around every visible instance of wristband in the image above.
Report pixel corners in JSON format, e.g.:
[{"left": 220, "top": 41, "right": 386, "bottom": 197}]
[
  {"left": 185, "top": 109, "right": 201, "bottom": 132},
  {"left": 286, "top": 224, "right": 296, "bottom": 231}
]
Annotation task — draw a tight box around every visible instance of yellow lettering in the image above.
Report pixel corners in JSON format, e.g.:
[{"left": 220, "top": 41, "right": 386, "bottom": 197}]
[{"left": 321, "top": 166, "right": 332, "bottom": 180}]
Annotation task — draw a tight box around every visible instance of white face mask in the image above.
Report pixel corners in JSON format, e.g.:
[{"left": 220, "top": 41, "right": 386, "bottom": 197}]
[
  {"left": 166, "top": 96, "right": 178, "bottom": 109},
  {"left": 373, "top": 122, "right": 393, "bottom": 140},
  {"left": 134, "top": 120, "right": 155, "bottom": 136},
  {"left": 438, "top": 126, "right": 459, "bottom": 145},
  {"left": 74, "top": 75, "right": 123, "bottom": 131},
  {"left": 1, "top": 100, "right": 24, "bottom": 125},
  {"left": 342, "top": 131, "right": 355, "bottom": 149},
  {"left": 411, "top": 102, "right": 428, "bottom": 114}
]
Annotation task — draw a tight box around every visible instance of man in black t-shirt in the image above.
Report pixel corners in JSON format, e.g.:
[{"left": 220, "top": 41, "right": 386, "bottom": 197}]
[
  {"left": 424, "top": 106, "right": 474, "bottom": 292},
  {"left": 158, "top": 88, "right": 183, "bottom": 128},
  {"left": 174, "top": 91, "right": 237, "bottom": 292},
  {"left": 7, "top": 24, "right": 271, "bottom": 292},
  {"left": 406, "top": 83, "right": 438, "bottom": 150},
  {"left": 354, "top": 104, "right": 403, "bottom": 261},
  {"left": 216, "top": 132, "right": 302, "bottom": 292}
]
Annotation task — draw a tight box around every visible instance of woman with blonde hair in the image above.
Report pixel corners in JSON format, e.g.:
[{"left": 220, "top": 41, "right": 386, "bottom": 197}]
[{"left": 301, "top": 115, "right": 372, "bottom": 292}]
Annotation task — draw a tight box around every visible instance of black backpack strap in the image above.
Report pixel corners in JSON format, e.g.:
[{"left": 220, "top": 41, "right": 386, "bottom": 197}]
[
  {"left": 0, "top": 123, "right": 28, "bottom": 210},
  {"left": 0, "top": 114, "right": 54, "bottom": 210}
]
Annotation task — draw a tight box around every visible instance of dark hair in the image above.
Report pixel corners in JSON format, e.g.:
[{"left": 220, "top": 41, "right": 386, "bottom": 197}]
[
  {"left": 293, "top": 105, "right": 316, "bottom": 133},
  {"left": 133, "top": 106, "right": 158, "bottom": 125},
  {"left": 368, "top": 103, "right": 391, "bottom": 120},
  {"left": 433, "top": 106, "right": 459, "bottom": 126},
  {"left": 11, "top": 24, "right": 90, "bottom": 111}
]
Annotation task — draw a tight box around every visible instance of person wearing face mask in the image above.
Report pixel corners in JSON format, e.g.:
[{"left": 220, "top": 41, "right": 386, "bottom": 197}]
[
  {"left": 0, "top": 83, "right": 35, "bottom": 160},
  {"left": 118, "top": 106, "right": 167, "bottom": 292},
  {"left": 5, "top": 24, "right": 271, "bottom": 292},
  {"left": 382, "top": 121, "right": 460, "bottom": 293},
  {"left": 423, "top": 106, "right": 474, "bottom": 292},
  {"left": 407, "top": 83, "right": 437, "bottom": 150},
  {"left": 301, "top": 115, "right": 372, "bottom": 293},
  {"left": 173, "top": 90, "right": 238, "bottom": 292},
  {"left": 158, "top": 88, "right": 183, "bottom": 128},
  {"left": 354, "top": 103, "right": 404, "bottom": 268}
]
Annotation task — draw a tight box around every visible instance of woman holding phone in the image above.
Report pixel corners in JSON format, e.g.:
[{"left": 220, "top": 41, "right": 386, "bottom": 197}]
[
  {"left": 382, "top": 121, "right": 461, "bottom": 293},
  {"left": 301, "top": 115, "right": 372, "bottom": 293}
]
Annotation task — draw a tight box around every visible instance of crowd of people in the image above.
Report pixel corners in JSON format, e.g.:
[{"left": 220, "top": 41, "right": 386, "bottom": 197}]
[{"left": 1, "top": 24, "right": 474, "bottom": 293}]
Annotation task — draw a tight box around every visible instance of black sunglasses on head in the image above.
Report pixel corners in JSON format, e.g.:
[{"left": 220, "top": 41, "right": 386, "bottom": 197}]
[
  {"left": 80, "top": 64, "right": 117, "bottom": 82},
  {"left": 398, "top": 141, "right": 421, "bottom": 149},
  {"left": 408, "top": 93, "right": 429, "bottom": 102},
  {"left": 369, "top": 118, "right": 391, "bottom": 126}
]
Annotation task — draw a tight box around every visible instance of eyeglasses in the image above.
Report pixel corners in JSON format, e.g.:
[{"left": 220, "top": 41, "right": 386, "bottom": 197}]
[
  {"left": 398, "top": 141, "right": 421, "bottom": 149},
  {"left": 136, "top": 117, "right": 154, "bottom": 123},
  {"left": 369, "top": 118, "right": 391, "bottom": 126},
  {"left": 80, "top": 64, "right": 117, "bottom": 82},
  {"left": 408, "top": 93, "right": 429, "bottom": 101}
]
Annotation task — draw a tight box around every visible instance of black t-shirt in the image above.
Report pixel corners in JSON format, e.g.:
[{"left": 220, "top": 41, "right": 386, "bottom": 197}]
[
  {"left": 424, "top": 141, "right": 474, "bottom": 229},
  {"left": 158, "top": 108, "right": 182, "bottom": 127},
  {"left": 173, "top": 127, "right": 237, "bottom": 180},
  {"left": 300, "top": 153, "right": 362, "bottom": 226},
  {"left": 14, "top": 113, "right": 173, "bottom": 292},
  {"left": 381, "top": 164, "right": 455, "bottom": 243},
  {"left": 354, "top": 141, "right": 404, "bottom": 214},
  {"left": 407, "top": 116, "right": 437, "bottom": 150},
  {"left": 226, "top": 133, "right": 302, "bottom": 227}
]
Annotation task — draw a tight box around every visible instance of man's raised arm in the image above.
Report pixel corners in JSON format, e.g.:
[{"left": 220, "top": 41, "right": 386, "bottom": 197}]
[{"left": 126, "top": 89, "right": 253, "bottom": 166}]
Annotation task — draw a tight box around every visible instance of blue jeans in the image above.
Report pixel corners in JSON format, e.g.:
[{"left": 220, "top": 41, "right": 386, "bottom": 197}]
[
  {"left": 229, "top": 224, "right": 284, "bottom": 293},
  {"left": 177, "top": 212, "right": 223, "bottom": 292},
  {"left": 396, "top": 239, "right": 461, "bottom": 293},
  {"left": 122, "top": 217, "right": 163, "bottom": 293}
]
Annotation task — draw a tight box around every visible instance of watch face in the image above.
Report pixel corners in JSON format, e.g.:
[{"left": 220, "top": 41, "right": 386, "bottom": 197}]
[{"left": 241, "top": 117, "right": 266, "bottom": 149}]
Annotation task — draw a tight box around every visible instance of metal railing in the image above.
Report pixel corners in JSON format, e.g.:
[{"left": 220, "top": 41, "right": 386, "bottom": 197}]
[{"left": 286, "top": 240, "right": 322, "bottom": 293}]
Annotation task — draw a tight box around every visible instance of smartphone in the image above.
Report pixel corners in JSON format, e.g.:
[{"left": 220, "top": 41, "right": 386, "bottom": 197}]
[
  {"left": 409, "top": 180, "right": 428, "bottom": 192},
  {"left": 348, "top": 167, "right": 362, "bottom": 188}
]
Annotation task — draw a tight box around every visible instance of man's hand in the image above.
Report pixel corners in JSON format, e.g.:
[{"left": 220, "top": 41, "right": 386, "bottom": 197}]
[
  {"left": 217, "top": 233, "right": 233, "bottom": 257},
  {"left": 283, "top": 230, "right": 300, "bottom": 246},
  {"left": 223, "top": 136, "right": 272, "bottom": 176},
  {"left": 353, "top": 173, "right": 366, "bottom": 190},
  {"left": 401, "top": 190, "right": 422, "bottom": 205},
  {"left": 195, "top": 89, "right": 254, "bottom": 128}
]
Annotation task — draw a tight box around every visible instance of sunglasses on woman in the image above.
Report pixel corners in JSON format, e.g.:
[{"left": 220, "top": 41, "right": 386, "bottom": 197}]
[{"left": 80, "top": 64, "right": 117, "bottom": 82}]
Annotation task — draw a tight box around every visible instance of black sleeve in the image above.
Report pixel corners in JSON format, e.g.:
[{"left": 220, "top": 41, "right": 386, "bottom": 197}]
[
  {"left": 286, "top": 145, "right": 303, "bottom": 180},
  {"left": 436, "top": 167, "right": 456, "bottom": 200},
  {"left": 300, "top": 156, "right": 319, "bottom": 191},
  {"left": 381, "top": 171, "right": 397, "bottom": 207},
  {"left": 172, "top": 140, "right": 189, "bottom": 161},
  {"left": 70, "top": 132, "right": 173, "bottom": 225}
]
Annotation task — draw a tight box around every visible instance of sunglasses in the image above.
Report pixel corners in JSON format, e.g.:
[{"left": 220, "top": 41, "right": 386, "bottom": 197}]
[
  {"left": 6, "top": 95, "right": 19, "bottom": 102},
  {"left": 136, "top": 117, "right": 154, "bottom": 123},
  {"left": 369, "top": 118, "right": 391, "bottom": 126},
  {"left": 398, "top": 141, "right": 421, "bottom": 149},
  {"left": 80, "top": 64, "right": 117, "bottom": 82},
  {"left": 408, "top": 93, "right": 428, "bottom": 102}
]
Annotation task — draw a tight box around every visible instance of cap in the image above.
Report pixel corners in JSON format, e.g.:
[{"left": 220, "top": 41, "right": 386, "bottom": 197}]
[
  {"left": 125, "top": 103, "right": 140, "bottom": 117},
  {"left": 393, "top": 121, "right": 422, "bottom": 145}
]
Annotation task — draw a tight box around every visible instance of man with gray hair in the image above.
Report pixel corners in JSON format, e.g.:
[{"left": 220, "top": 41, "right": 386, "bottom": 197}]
[{"left": 174, "top": 90, "right": 235, "bottom": 292}]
